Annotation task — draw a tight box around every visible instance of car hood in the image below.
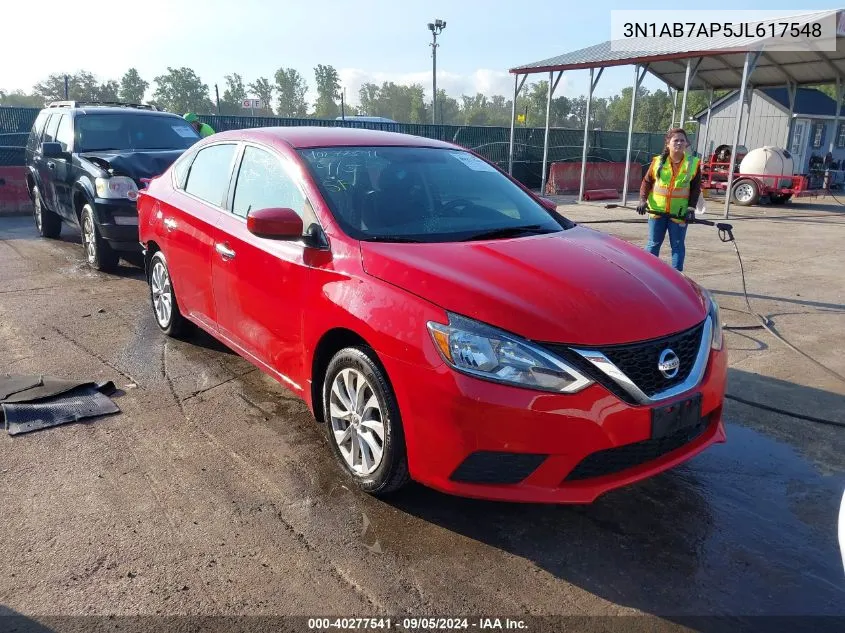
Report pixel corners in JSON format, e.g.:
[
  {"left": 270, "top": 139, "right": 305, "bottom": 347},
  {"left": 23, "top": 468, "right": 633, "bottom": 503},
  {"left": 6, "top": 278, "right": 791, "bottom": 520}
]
[
  {"left": 80, "top": 149, "right": 186, "bottom": 182},
  {"left": 359, "top": 226, "right": 708, "bottom": 346}
]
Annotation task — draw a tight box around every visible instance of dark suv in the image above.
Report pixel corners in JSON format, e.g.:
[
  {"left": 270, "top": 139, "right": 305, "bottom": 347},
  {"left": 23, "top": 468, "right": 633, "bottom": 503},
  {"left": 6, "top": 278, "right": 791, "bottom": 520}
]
[{"left": 24, "top": 101, "right": 202, "bottom": 271}]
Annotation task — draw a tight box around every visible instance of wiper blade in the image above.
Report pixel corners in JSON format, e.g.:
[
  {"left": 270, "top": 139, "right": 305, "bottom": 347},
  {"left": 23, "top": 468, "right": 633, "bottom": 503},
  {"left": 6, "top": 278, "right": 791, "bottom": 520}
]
[
  {"left": 460, "top": 224, "right": 557, "bottom": 241},
  {"left": 364, "top": 236, "right": 423, "bottom": 243}
]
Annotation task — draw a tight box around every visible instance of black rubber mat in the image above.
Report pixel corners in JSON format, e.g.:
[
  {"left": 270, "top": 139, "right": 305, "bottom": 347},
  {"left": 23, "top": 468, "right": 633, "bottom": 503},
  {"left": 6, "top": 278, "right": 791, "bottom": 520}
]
[{"left": 2, "top": 385, "right": 120, "bottom": 435}]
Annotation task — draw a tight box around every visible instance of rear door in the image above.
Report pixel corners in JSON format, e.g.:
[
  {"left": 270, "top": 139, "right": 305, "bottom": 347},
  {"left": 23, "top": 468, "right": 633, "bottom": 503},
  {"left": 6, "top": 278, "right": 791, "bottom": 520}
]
[
  {"left": 36, "top": 113, "right": 62, "bottom": 212},
  {"left": 162, "top": 141, "right": 239, "bottom": 330},
  {"left": 210, "top": 143, "right": 313, "bottom": 384},
  {"left": 52, "top": 113, "right": 75, "bottom": 219}
]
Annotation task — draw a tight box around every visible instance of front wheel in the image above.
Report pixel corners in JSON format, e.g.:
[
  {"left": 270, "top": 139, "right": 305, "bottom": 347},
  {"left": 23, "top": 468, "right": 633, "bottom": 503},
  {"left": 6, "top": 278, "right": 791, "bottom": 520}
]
[
  {"left": 322, "top": 347, "right": 410, "bottom": 496},
  {"left": 81, "top": 204, "right": 119, "bottom": 272},
  {"left": 731, "top": 179, "right": 760, "bottom": 206}
]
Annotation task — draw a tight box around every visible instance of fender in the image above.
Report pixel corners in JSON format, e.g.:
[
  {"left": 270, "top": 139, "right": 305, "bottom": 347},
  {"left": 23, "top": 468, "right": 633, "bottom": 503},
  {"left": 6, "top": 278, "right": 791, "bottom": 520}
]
[{"left": 71, "top": 179, "right": 97, "bottom": 217}]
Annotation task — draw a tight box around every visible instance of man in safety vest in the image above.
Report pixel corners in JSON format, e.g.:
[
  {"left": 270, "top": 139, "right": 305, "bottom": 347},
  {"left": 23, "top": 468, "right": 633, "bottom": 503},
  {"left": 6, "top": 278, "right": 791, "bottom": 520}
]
[
  {"left": 184, "top": 112, "right": 215, "bottom": 138},
  {"left": 636, "top": 127, "right": 701, "bottom": 272}
]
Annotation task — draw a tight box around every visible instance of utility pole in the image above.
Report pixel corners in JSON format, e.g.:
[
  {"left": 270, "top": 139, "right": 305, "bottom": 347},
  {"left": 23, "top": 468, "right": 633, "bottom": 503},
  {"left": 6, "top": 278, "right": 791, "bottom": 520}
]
[
  {"left": 215, "top": 84, "right": 220, "bottom": 114},
  {"left": 428, "top": 19, "right": 446, "bottom": 124}
]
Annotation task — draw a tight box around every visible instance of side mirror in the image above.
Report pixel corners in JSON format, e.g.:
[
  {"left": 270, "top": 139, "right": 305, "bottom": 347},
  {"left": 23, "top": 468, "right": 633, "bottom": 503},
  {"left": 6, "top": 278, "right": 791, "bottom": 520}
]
[
  {"left": 538, "top": 197, "right": 558, "bottom": 212},
  {"left": 41, "top": 142, "right": 64, "bottom": 158},
  {"left": 246, "top": 207, "right": 304, "bottom": 240}
]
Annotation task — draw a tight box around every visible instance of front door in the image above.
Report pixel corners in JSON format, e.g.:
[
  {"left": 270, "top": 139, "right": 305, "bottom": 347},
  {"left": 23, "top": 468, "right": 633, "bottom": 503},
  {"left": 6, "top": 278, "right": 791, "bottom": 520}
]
[{"left": 790, "top": 120, "right": 807, "bottom": 173}]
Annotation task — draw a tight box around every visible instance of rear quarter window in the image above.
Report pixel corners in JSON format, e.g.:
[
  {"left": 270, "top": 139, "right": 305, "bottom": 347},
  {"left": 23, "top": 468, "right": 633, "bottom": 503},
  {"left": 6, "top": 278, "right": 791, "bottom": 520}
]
[{"left": 26, "top": 111, "right": 51, "bottom": 152}]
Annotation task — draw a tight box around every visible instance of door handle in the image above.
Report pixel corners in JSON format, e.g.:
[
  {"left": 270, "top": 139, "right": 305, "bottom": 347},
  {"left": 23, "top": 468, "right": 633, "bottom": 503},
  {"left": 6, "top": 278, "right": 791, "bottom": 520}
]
[
  {"left": 47, "top": 161, "right": 55, "bottom": 170},
  {"left": 215, "top": 243, "right": 236, "bottom": 260}
]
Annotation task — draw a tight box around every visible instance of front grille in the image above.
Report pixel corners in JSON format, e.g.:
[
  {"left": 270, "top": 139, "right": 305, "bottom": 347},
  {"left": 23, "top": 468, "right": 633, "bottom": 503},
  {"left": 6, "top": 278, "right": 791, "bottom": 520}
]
[
  {"left": 598, "top": 322, "right": 704, "bottom": 397},
  {"left": 541, "top": 321, "right": 705, "bottom": 402},
  {"left": 450, "top": 451, "right": 547, "bottom": 485},
  {"left": 563, "top": 416, "right": 711, "bottom": 481}
]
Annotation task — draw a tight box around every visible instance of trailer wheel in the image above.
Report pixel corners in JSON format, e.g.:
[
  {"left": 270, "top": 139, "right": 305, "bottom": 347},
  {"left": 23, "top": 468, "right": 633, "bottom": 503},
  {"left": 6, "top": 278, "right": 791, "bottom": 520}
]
[{"left": 731, "top": 179, "right": 760, "bottom": 206}]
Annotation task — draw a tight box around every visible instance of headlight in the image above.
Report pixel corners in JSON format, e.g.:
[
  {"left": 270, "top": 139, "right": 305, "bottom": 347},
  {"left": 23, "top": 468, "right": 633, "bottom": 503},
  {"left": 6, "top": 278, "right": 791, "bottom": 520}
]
[
  {"left": 427, "top": 313, "right": 593, "bottom": 393},
  {"left": 95, "top": 176, "right": 139, "bottom": 201},
  {"left": 702, "top": 288, "right": 723, "bottom": 350}
]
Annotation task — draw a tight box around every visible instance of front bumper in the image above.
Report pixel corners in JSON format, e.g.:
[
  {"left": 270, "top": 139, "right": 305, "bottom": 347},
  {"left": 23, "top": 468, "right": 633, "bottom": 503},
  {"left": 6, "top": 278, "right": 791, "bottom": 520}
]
[
  {"left": 382, "top": 340, "right": 728, "bottom": 504},
  {"left": 92, "top": 198, "right": 141, "bottom": 252}
]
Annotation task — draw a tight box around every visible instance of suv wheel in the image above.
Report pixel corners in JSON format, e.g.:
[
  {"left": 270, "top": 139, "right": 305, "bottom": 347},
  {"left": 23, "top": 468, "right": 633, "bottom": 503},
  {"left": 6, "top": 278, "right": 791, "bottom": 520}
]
[
  {"left": 81, "top": 204, "right": 119, "bottom": 272},
  {"left": 148, "top": 251, "right": 187, "bottom": 337},
  {"left": 322, "top": 346, "right": 410, "bottom": 496},
  {"left": 32, "top": 186, "right": 61, "bottom": 238}
]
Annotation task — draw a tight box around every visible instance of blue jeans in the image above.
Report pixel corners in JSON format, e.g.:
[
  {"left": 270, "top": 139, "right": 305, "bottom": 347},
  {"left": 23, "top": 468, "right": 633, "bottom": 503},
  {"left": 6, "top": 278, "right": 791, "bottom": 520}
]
[{"left": 645, "top": 215, "right": 688, "bottom": 271}]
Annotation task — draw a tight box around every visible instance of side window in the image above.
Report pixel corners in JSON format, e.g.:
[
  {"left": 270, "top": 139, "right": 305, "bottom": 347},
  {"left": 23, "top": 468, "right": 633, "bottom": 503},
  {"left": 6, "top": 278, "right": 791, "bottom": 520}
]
[
  {"left": 55, "top": 115, "right": 73, "bottom": 152},
  {"left": 184, "top": 143, "right": 237, "bottom": 206},
  {"left": 42, "top": 114, "right": 61, "bottom": 144},
  {"left": 232, "top": 146, "right": 306, "bottom": 220},
  {"left": 171, "top": 149, "right": 196, "bottom": 190},
  {"left": 27, "top": 111, "right": 51, "bottom": 151}
]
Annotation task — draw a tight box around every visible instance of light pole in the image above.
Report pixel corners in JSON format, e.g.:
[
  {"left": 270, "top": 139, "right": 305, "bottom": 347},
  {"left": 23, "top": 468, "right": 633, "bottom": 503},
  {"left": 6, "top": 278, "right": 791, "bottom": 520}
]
[{"left": 428, "top": 19, "right": 446, "bottom": 124}]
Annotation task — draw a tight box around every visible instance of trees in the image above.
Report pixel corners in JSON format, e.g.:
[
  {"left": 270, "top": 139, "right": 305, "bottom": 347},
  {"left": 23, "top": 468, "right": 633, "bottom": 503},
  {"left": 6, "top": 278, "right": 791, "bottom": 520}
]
[
  {"left": 219, "top": 73, "right": 248, "bottom": 115},
  {"left": 274, "top": 68, "right": 308, "bottom": 118},
  {"left": 152, "top": 67, "right": 214, "bottom": 114},
  {"left": 119, "top": 68, "right": 148, "bottom": 103},
  {"left": 313, "top": 64, "right": 341, "bottom": 119}
]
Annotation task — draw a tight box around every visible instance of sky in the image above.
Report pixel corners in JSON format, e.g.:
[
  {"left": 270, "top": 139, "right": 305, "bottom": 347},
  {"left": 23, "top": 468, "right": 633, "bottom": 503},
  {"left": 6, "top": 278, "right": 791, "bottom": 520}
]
[{"left": 2, "top": 0, "right": 842, "bottom": 109}]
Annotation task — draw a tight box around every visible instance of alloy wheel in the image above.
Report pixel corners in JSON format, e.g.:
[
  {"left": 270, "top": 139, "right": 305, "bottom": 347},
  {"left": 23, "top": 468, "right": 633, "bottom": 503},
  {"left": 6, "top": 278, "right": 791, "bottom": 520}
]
[
  {"left": 150, "top": 260, "right": 173, "bottom": 328},
  {"left": 329, "top": 368, "right": 386, "bottom": 476}
]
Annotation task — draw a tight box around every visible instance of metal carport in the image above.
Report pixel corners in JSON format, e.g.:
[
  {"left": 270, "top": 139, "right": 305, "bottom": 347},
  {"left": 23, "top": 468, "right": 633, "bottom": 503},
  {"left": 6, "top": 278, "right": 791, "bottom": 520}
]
[{"left": 507, "top": 9, "right": 845, "bottom": 217}]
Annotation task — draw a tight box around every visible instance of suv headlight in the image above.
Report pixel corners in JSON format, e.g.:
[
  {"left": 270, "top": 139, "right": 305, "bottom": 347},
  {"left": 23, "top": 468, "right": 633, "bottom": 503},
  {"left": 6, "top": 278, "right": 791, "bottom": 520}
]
[
  {"left": 427, "top": 313, "right": 593, "bottom": 393},
  {"left": 95, "top": 176, "right": 139, "bottom": 201},
  {"left": 702, "top": 288, "right": 723, "bottom": 350}
]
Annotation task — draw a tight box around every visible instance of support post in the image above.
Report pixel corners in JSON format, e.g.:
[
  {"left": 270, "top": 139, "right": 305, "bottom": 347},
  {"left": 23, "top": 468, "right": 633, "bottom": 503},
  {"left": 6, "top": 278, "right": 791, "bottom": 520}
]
[
  {"left": 828, "top": 76, "right": 843, "bottom": 155},
  {"left": 701, "top": 87, "right": 714, "bottom": 158},
  {"left": 670, "top": 87, "right": 678, "bottom": 128},
  {"left": 724, "top": 51, "right": 760, "bottom": 219},
  {"left": 784, "top": 81, "right": 797, "bottom": 149},
  {"left": 508, "top": 74, "right": 527, "bottom": 176},
  {"left": 622, "top": 64, "right": 647, "bottom": 206},
  {"left": 541, "top": 71, "right": 563, "bottom": 195},
  {"left": 579, "top": 67, "right": 603, "bottom": 203},
  {"left": 679, "top": 59, "right": 692, "bottom": 127}
]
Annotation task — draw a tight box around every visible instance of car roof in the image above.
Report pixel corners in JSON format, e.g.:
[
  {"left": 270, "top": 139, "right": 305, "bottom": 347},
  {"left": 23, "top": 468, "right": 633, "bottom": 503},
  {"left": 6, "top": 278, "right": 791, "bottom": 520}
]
[
  {"left": 66, "top": 107, "right": 183, "bottom": 118},
  {"left": 208, "top": 126, "right": 461, "bottom": 150}
]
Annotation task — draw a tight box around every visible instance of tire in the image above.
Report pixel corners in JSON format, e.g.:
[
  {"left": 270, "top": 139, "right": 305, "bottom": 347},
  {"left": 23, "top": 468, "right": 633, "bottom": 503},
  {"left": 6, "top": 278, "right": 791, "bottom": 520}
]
[
  {"left": 148, "top": 251, "right": 188, "bottom": 338},
  {"left": 32, "top": 186, "right": 61, "bottom": 239},
  {"left": 730, "top": 179, "right": 760, "bottom": 206},
  {"left": 81, "top": 204, "right": 119, "bottom": 272},
  {"left": 322, "top": 346, "right": 410, "bottom": 496}
]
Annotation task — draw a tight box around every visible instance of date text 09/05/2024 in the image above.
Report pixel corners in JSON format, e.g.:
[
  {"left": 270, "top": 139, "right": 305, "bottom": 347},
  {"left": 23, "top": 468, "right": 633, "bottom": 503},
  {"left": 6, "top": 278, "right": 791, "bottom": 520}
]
[
  {"left": 307, "top": 617, "right": 528, "bottom": 630},
  {"left": 622, "top": 21, "right": 823, "bottom": 39}
]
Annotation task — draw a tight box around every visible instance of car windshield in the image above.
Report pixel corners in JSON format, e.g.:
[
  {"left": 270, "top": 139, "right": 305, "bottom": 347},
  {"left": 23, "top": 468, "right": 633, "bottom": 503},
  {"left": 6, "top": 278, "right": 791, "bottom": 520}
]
[
  {"left": 297, "top": 146, "right": 569, "bottom": 242},
  {"left": 75, "top": 114, "right": 201, "bottom": 153}
]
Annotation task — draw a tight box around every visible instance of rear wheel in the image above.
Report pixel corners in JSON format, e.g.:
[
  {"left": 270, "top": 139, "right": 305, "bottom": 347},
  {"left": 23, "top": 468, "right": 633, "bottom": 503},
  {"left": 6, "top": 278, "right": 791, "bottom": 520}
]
[
  {"left": 731, "top": 179, "right": 760, "bottom": 206},
  {"left": 32, "top": 186, "right": 61, "bottom": 238},
  {"left": 81, "top": 204, "right": 119, "bottom": 272},
  {"left": 322, "top": 346, "right": 410, "bottom": 496},
  {"left": 148, "top": 251, "right": 187, "bottom": 337}
]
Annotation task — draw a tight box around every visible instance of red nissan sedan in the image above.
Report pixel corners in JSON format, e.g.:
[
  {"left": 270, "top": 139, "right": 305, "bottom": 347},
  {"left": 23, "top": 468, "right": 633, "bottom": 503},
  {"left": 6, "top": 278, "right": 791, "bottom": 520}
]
[{"left": 137, "top": 126, "right": 727, "bottom": 504}]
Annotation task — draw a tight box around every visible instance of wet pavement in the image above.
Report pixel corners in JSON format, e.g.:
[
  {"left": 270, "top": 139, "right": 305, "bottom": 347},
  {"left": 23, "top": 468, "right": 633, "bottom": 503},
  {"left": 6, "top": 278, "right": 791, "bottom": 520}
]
[{"left": 0, "top": 209, "right": 844, "bottom": 632}]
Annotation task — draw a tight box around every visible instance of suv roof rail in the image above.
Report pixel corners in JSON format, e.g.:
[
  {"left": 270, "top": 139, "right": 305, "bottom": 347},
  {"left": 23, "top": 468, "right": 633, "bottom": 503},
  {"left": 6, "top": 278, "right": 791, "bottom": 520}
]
[{"left": 47, "top": 100, "right": 160, "bottom": 111}]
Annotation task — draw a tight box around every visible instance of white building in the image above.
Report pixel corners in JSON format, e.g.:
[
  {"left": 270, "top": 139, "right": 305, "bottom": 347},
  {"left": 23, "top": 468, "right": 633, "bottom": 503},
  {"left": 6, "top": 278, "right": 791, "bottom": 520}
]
[{"left": 693, "top": 87, "right": 845, "bottom": 175}]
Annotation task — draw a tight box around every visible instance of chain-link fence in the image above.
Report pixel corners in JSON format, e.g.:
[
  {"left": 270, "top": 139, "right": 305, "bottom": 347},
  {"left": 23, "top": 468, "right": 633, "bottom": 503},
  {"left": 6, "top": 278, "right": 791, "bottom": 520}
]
[{"left": 1, "top": 106, "right": 688, "bottom": 190}]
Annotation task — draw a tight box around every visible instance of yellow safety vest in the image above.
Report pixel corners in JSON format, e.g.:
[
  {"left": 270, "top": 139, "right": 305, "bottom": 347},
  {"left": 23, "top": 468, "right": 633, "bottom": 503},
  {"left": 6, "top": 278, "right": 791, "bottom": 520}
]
[{"left": 647, "top": 153, "right": 700, "bottom": 223}]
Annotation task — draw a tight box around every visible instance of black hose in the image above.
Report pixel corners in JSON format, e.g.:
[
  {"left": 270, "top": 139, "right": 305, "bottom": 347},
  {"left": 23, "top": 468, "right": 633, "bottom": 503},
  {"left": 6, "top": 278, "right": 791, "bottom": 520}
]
[{"left": 575, "top": 204, "right": 845, "bottom": 427}]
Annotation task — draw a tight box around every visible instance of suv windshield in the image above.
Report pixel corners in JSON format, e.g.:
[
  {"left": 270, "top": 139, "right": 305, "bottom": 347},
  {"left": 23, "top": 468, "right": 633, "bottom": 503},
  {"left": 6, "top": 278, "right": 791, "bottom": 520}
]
[
  {"left": 298, "top": 146, "right": 569, "bottom": 242},
  {"left": 75, "top": 113, "right": 200, "bottom": 153}
]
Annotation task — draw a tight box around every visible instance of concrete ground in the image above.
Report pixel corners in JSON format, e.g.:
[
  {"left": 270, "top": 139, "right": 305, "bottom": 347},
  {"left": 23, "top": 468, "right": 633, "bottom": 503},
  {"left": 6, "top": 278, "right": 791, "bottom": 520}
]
[{"left": 0, "top": 196, "right": 844, "bottom": 632}]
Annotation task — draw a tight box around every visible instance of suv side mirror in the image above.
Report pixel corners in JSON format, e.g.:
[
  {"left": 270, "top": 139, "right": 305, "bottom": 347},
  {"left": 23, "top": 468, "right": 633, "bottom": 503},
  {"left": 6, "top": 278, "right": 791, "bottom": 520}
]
[
  {"left": 246, "top": 207, "right": 304, "bottom": 240},
  {"left": 41, "top": 142, "right": 65, "bottom": 158}
]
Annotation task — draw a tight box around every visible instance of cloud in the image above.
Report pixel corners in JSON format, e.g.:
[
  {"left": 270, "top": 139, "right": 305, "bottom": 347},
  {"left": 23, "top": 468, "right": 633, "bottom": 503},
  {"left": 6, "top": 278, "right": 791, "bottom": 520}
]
[{"left": 330, "top": 68, "right": 549, "bottom": 106}]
